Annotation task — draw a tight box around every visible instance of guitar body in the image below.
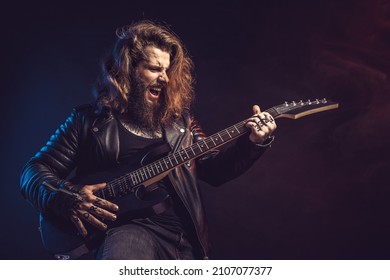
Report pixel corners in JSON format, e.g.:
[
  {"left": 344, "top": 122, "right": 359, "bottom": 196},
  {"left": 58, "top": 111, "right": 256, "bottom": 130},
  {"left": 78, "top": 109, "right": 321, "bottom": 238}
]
[{"left": 40, "top": 161, "right": 171, "bottom": 257}]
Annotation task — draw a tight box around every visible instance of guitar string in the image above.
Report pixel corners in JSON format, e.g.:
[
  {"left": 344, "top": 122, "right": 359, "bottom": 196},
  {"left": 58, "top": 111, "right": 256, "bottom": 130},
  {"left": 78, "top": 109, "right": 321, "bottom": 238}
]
[
  {"left": 101, "top": 108, "right": 282, "bottom": 198},
  {"left": 96, "top": 102, "right": 330, "bottom": 199},
  {"left": 104, "top": 117, "right": 264, "bottom": 197}
]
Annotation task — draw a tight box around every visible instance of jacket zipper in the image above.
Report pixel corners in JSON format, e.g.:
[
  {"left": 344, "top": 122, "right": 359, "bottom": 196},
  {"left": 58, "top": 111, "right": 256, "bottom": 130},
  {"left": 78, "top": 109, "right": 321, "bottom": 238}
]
[{"left": 169, "top": 127, "right": 208, "bottom": 259}]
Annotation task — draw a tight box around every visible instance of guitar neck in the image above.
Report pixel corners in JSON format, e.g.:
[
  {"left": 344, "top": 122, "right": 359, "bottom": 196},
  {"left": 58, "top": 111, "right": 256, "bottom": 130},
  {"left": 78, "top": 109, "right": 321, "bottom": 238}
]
[
  {"left": 103, "top": 119, "right": 251, "bottom": 199},
  {"left": 97, "top": 98, "right": 338, "bottom": 199}
]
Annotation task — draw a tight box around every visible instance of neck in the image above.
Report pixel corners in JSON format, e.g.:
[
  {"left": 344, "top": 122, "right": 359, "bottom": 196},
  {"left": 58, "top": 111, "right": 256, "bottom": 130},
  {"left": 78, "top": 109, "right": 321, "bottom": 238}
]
[{"left": 119, "top": 117, "right": 162, "bottom": 139}]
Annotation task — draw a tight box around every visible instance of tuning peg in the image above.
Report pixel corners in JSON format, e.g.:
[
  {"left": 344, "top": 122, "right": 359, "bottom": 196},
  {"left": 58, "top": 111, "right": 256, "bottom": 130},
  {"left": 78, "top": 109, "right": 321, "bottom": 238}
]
[
  {"left": 284, "top": 101, "right": 289, "bottom": 106},
  {"left": 299, "top": 100, "right": 304, "bottom": 105},
  {"left": 321, "top": 98, "right": 327, "bottom": 103},
  {"left": 292, "top": 101, "right": 296, "bottom": 106},
  {"left": 315, "top": 99, "right": 320, "bottom": 104},
  {"left": 307, "top": 99, "right": 312, "bottom": 104}
]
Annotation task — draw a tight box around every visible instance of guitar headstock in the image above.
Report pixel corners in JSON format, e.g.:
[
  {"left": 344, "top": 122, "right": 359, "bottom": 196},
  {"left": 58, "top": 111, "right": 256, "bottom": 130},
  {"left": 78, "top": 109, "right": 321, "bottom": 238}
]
[{"left": 272, "top": 98, "right": 339, "bottom": 119}]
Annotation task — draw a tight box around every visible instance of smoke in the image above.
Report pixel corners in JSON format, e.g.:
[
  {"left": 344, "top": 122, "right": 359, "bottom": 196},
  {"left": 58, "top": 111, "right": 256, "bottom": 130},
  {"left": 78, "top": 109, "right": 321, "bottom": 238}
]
[{"left": 310, "top": 0, "right": 390, "bottom": 167}]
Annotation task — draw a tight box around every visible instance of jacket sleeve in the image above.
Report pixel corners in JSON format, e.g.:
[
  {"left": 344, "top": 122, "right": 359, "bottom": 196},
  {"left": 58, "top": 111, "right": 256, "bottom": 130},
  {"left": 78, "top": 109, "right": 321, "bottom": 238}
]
[
  {"left": 20, "top": 107, "right": 85, "bottom": 221},
  {"left": 191, "top": 116, "right": 271, "bottom": 187}
]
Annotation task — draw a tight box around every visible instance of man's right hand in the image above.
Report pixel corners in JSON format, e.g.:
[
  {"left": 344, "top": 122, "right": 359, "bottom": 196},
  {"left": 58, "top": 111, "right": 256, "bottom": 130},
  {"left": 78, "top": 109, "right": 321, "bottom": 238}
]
[{"left": 68, "top": 183, "right": 119, "bottom": 237}]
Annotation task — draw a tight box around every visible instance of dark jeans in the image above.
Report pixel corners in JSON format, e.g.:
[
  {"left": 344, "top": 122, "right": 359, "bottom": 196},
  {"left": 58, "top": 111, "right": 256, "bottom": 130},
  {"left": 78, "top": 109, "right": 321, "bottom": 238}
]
[{"left": 96, "top": 218, "right": 197, "bottom": 260}]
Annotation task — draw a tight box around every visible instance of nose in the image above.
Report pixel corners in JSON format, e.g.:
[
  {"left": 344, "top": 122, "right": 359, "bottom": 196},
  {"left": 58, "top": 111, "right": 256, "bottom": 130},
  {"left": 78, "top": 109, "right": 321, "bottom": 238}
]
[{"left": 158, "top": 71, "right": 169, "bottom": 84}]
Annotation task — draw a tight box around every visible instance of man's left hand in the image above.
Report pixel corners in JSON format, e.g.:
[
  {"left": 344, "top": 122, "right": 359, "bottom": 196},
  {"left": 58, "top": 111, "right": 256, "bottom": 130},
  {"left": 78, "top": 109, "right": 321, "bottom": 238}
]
[{"left": 246, "top": 105, "right": 277, "bottom": 145}]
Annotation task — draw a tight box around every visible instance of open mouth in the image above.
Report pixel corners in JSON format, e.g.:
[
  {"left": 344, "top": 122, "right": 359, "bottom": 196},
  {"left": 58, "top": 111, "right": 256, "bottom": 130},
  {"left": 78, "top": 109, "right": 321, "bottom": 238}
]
[{"left": 148, "top": 87, "right": 162, "bottom": 99}]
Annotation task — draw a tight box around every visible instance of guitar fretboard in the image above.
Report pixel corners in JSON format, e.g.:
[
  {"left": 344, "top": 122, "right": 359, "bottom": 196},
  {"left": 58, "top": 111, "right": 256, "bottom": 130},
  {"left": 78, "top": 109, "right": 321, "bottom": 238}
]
[
  {"left": 96, "top": 98, "right": 337, "bottom": 200},
  {"left": 99, "top": 119, "right": 251, "bottom": 200}
]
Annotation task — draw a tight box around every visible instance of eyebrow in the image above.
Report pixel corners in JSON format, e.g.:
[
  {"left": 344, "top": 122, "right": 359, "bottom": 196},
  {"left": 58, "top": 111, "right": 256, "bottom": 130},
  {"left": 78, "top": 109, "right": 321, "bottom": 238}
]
[{"left": 145, "top": 62, "right": 169, "bottom": 70}]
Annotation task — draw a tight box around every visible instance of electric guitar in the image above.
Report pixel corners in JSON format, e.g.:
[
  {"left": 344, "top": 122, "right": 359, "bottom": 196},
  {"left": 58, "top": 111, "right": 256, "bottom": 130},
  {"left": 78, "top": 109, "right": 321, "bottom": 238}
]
[{"left": 40, "top": 98, "right": 339, "bottom": 259}]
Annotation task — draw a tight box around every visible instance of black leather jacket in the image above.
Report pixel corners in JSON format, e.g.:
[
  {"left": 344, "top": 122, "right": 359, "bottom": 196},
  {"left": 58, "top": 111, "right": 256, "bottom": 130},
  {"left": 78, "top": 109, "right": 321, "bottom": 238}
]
[{"left": 20, "top": 104, "right": 269, "bottom": 259}]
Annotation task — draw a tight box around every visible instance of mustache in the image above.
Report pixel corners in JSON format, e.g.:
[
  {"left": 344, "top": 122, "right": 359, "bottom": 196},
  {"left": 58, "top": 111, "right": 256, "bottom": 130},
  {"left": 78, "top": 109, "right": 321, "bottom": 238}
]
[{"left": 148, "top": 81, "right": 167, "bottom": 88}]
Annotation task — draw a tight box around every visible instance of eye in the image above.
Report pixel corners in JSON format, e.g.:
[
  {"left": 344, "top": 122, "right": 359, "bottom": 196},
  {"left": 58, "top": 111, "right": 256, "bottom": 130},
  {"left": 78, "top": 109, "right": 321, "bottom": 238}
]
[{"left": 148, "top": 66, "right": 161, "bottom": 72}]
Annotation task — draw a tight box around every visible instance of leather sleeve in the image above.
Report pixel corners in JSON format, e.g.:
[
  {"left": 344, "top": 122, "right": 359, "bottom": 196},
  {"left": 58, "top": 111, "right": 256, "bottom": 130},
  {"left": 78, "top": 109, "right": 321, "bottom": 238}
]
[
  {"left": 20, "top": 107, "right": 88, "bottom": 221},
  {"left": 191, "top": 116, "right": 269, "bottom": 187}
]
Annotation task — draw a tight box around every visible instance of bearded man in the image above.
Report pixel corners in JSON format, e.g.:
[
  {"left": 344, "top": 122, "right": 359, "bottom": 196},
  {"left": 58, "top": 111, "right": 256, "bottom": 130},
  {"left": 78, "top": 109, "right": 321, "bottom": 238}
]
[{"left": 20, "top": 20, "right": 277, "bottom": 260}]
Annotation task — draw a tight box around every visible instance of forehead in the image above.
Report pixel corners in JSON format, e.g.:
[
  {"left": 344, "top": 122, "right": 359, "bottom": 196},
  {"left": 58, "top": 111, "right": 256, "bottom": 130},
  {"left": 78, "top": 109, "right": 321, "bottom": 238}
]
[{"left": 142, "top": 46, "right": 170, "bottom": 66}]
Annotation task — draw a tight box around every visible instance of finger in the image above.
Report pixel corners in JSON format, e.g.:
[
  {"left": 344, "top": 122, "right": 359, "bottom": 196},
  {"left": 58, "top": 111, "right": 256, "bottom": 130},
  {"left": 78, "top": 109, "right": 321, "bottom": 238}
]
[
  {"left": 247, "top": 116, "right": 265, "bottom": 126},
  {"left": 70, "top": 210, "right": 88, "bottom": 237},
  {"left": 88, "top": 203, "right": 117, "bottom": 221},
  {"left": 249, "top": 122, "right": 266, "bottom": 137},
  {"left": 261, "top": 113, "right": 277, "bottom": 132},
  {"left": 262, "top": 112, "right": 275, "bottom": 124},
  {"left": 252, "top": 105, "right": 261, "bottom": 115},
  {"left": 81, "top": 183, "right": 107, "bottom": 197},
  {"left": 259, "top": 125, "right": 270, "bottom": 136},
  {"left": 89, "top": 183, "right": 120, "bottom": 211},
  {"left": 93, "top": 196, "right": 119, "bottom": 212},
  {"left": 90, "top": 182, "right": 108, "bottom": 190},
  {"left": 74, "top": 199, "right": 117, "bottom": 221},
  {"left": 245, "top": 120, "right": 262, "bottom": 132},
  {"left": 78, "top": 209, "right": 108, "bottom": 232}
]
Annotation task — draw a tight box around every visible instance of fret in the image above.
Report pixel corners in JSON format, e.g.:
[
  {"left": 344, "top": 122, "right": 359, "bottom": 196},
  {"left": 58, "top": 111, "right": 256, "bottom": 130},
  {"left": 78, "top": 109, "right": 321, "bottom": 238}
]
[
  {"left": 102, "top": 189, "right": 110, "bottom": 199},
  {"left": 114, "top": 183, "right": 118, "bottom": 197},
  {"left": 100, "top": 189, "right": 105, "bottom": 200},
  {"left": 148, "top": 165, "right": 155, "bottom": 176},
  {"left": 135, "top": 171, "right": 141, "bottom": 183},
  {"left": 141, "top": 169, "right": 148, "bottom": 180},
  {"left": 197, "top": 142, "right": 204, "bottom": 152},
  {"left": 182, "top": 149, "right": 190, "bottom": 160},
  {"left": 137, "top": 170, "right": 143, "bottom": 182},
  {"left": 195, "top": 145, "right": 203, "bottom": 154},
  {"left": 162, "top": 159, "right": 169, "bottom": 170},
  {"left": 189, "top": 145, "right": 196, "bottom": 156},
  {"left": 123, "top": 178, "right": 128, "bottom": 193},
  {"left": 203, "top": 140, "right": 209, "bottom": 149},
  {"left": 142, "top": 169, "right": 147, "bottom": 180},
  {"left": 154, "top": 162, "right": 161, "bottom": 173},
  {"left": 146, "top": 166, "right": 152, "bottom": 177},
  {"left": 226, "top": 129, "right": 232, "bottom": 138},
  {"left": 157, "top": 161, "right": 164, "bottom": 172},
  {"left": 151, "top": 163, "right": 157, "bottom": 175},
  {"left": 99, "top": 188, "right": 105, "bottom": 199},
  {"left": 105, "top": 185, "right": 110, "bottom": 198},
  {"left": 153, "top": 162, "right": 159, "bottom": 174},
  {"left": 173, "top": 154, "right": 180, "bottom": 164},
  {"left": 144, "top": 169, "right": 149, "bottom": 180},
  {"left": 130, "top": 173, "right": 137, "bottom": 186},
  {"left": 119, "top": 181, "right": 124, "bottom": 194},
  {"left": 110, "top": 181, "right": 121, "bottom": 197},
  {"left": 233, "top": 125, "right": 240, "bottom": 134},
  {"left": 168, "top": 155, "right": 174, "bottom": 166},
  {"left": 178, "top": 151, "right": 184, "bottom": 162},
  {"left": 110, "top": 183, "right": 115, "bottom": 197},
  {"left": 112, "top": 181, "right": 119, "bottom": 196},
  {"left": 217, "top": 132, "right": 224, "bottom": 142},
  {"left": 210, "top": 137, "right": 216, "bottom": 145}
]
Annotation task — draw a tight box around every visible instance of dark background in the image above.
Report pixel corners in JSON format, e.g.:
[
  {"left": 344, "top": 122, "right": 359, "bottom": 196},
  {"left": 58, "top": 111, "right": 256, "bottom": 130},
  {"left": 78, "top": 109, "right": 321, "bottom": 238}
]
[{"left": 1, "top": 0, "right": 389, "bottom": 259}]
